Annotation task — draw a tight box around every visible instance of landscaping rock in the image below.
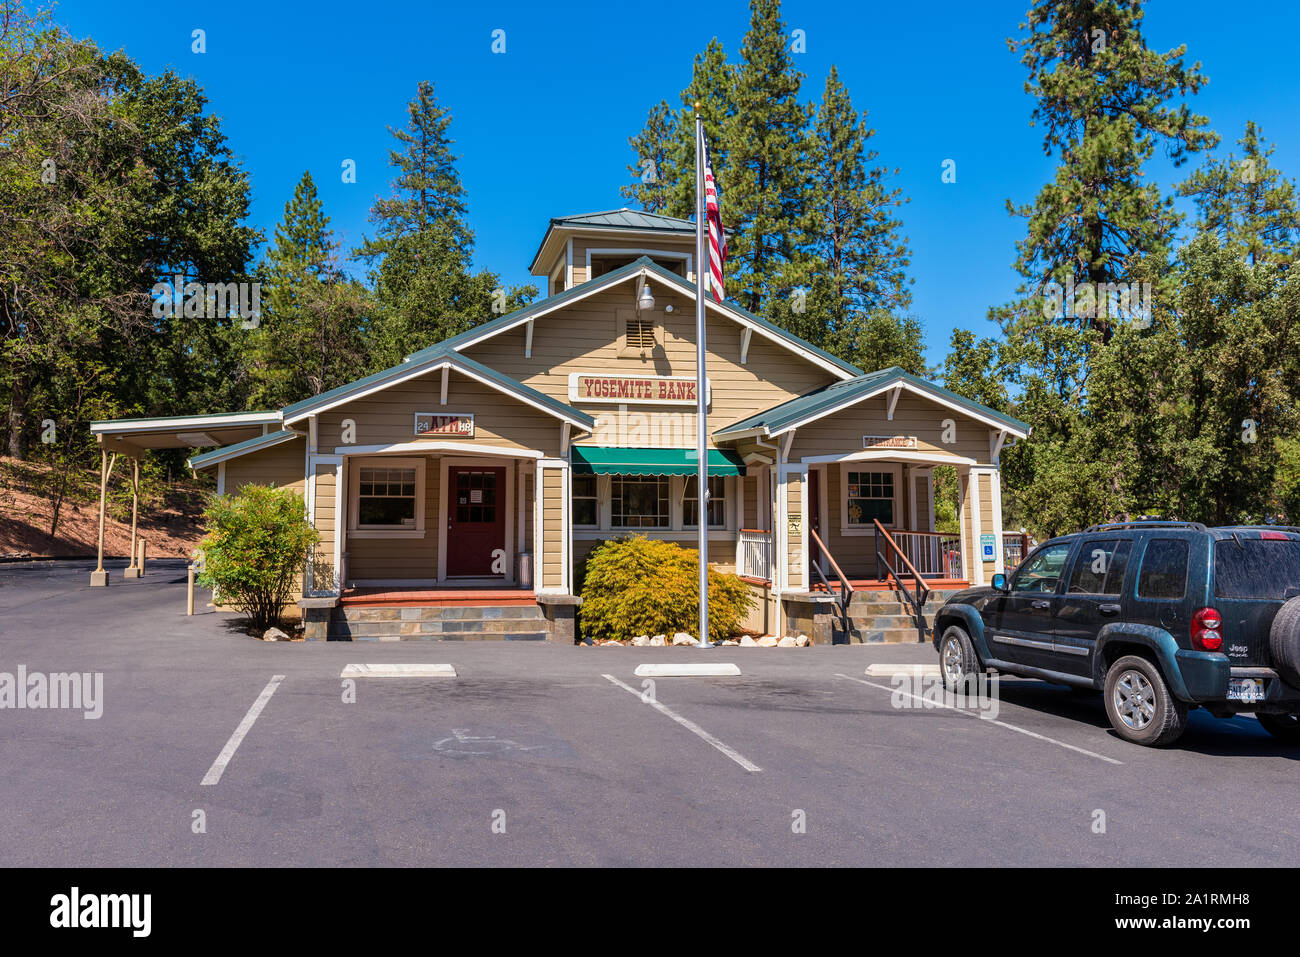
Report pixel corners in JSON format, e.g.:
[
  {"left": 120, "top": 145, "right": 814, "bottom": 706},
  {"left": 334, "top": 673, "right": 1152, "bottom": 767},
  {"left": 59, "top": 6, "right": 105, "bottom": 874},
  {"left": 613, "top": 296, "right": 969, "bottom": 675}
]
[
  {"left": 720, "top": 639, "right": 740, "bottom": 646},
  {"left": 671, "top": 632, "right": 695, "bottom": 646},
  {"left": 631, "top": 635, "right": 650, "bottom": 646},
  {"left": 756, "top": 635, "right": 779, "bottom": 647},
  {"left": 649, "top": 635, "right": 667, "bottom": 646},
  {"left": 261, "top": 627, "right": 289, "bottom": 642},
  {"left": 794, "top": 634, "right": 811, "bottom": 647},
  {"left": 601, "top": 639, "right": 624, "bottom": 646},
  {"left": 739, "top": 635, "right": 758, "bottom": 646},
  {"left": 777, "top": 636, "right": 798, "bottom": 647}
]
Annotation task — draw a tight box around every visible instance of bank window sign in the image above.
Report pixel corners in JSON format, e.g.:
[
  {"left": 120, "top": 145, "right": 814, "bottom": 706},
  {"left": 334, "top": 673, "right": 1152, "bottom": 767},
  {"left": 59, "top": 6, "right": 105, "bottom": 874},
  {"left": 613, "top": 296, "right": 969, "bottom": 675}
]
[{"left": 415, "top": 412, "right": 474, "bottom": 437}]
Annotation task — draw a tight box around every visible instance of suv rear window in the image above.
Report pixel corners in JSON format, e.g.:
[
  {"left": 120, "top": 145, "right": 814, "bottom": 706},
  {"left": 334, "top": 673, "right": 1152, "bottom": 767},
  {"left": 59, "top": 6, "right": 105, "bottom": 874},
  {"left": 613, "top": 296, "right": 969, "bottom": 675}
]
[
  {"left": 1137, "top": 539, "right": 1189, "bottom": 599},
  {"left": 1214, "top": 539, "right": 1300, "bottom": 600}
]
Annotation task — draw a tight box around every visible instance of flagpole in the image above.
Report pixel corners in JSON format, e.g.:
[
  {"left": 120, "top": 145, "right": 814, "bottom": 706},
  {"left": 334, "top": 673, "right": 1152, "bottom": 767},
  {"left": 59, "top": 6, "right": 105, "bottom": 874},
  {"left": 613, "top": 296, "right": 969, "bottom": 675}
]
[{"left": 694, "top": 105, "right": 710, "bottom": 649}]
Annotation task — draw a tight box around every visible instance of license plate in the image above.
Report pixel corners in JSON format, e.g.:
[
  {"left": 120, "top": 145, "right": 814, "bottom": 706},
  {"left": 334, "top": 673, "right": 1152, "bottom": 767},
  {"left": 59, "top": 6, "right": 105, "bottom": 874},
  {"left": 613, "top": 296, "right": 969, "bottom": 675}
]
[{"left": 1227, "top": 677, "right": 1266, "bottom": 703}]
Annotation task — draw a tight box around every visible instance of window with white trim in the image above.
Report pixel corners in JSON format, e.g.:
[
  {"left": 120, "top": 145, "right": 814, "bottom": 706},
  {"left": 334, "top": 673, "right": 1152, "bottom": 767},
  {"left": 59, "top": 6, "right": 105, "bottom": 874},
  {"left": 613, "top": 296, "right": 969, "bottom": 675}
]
[
  {"left": 571, "top": 474, "right": 598, "bottom": 527},
  {"left": 611, "top": 475, "right": 669, "bottom": 528},
  {"left": 683, "top": 475, "right": 726, "bottom": 528},
  {"left": 348, "top": 457, "right": 426, "bottom": 536},
  {"left": 844, "top": 468, "right": 896, "bottom": 528}
]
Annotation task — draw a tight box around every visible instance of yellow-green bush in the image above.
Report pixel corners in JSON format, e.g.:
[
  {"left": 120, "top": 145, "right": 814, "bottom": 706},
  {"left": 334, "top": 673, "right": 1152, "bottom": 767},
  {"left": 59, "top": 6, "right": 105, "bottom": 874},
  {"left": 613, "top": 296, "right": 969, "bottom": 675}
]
[{"left": 579, "top": 535, "right": 754, "bottom": 643}]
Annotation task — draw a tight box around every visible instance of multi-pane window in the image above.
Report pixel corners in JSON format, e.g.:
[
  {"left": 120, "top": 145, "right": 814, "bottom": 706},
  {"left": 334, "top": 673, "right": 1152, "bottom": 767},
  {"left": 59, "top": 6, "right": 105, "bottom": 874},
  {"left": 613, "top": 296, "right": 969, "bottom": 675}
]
[
  {"left": 572, "top": 475, "right": 598, "bottom": 527},
  {"left": 611, "top": 476, "right": 669, "bottom": 528},
  {"left": 845, "top": 470, "right": 895, "bottom": 527},
  {"left": 683, "top": 476, "right": 726, "bottom": 528},
  {"left": 358, "top": 467, "right": 417, "bottom": 527},
  {"left": 454, "top": 470, "right": 497, "bottom": 524}
]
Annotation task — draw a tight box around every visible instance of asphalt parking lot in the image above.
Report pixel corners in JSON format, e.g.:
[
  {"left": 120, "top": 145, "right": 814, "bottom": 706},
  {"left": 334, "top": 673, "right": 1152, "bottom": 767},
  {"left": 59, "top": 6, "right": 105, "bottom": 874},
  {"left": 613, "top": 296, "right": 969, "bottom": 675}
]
[{"left": 1, "top": 559, "right": 1297, "bottom": 867}]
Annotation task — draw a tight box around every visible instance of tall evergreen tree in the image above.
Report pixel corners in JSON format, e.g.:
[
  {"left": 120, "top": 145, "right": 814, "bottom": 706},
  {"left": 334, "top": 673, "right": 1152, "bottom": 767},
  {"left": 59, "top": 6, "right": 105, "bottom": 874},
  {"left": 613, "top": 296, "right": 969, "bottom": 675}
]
[
  {"left": 619, "top": 100, "right": 678, "bottom": 214},
  {"left": 806, "top": 66, "right": 912, "bottom": 356},
  {"left": 358, "top": 81, "right": 533, "bottom": 367},
  {"left": 249, "top": 171, "right": 371, "bottom": 407},
  {"left": 726, "top": 0, "right": 812, "bottom": 317},
  {"left": 1179, "top": 121, "right": 1300, "bottom": 267}
]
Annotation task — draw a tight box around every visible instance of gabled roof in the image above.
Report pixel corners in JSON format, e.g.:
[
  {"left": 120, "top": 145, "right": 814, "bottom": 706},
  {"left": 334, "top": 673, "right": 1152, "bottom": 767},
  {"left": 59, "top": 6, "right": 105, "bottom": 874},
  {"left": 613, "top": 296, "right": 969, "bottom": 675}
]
[
  {"left": 528, "top": 207, "right": 727, "bottom": 274},
  {"left": 714, "top": 366, "right": 1031, "bottom": 439},
  {"left": 279, "top": 349, "right": 595, "bottom": 431},
  {"left": 188, "top": 429, "right": 301, "bottom": 472},
  {"left": 89, "top": 410, "right": 284, "bottom": 451},
  {"left": 407, "top": 257, "right": 863, "bottom": 381}
]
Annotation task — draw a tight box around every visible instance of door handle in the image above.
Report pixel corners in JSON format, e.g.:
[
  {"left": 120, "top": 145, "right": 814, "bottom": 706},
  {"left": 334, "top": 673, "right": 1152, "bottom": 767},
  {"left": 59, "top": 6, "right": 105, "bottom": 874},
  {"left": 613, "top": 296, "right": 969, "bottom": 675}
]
[
  {"left": 1032, "top": 600, "right": 1051, "bottom": 609},
  {"left": 1099, "top": 603, "right": 1121, "bottom": 615}
]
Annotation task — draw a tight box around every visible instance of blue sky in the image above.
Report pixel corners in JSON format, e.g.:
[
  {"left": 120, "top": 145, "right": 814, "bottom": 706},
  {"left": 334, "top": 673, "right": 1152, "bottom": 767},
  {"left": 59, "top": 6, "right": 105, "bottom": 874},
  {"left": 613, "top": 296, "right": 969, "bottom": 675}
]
[{"left": 52, "top": 0, "right": 1300, "bottom": 369}]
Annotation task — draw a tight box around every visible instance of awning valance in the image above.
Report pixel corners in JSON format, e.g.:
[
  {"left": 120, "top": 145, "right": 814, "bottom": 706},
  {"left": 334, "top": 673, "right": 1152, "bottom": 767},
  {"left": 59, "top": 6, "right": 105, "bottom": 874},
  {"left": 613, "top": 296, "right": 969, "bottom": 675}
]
[{"left": 571, "top": 447, "right": 746, "bottom": 477}]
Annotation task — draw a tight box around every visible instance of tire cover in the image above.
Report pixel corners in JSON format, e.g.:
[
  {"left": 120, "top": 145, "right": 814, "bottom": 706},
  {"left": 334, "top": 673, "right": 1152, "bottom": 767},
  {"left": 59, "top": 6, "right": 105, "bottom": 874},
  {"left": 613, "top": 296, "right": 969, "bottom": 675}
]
[{"left": 1268, "top": 596, "right": 1300, "bottom": 687}]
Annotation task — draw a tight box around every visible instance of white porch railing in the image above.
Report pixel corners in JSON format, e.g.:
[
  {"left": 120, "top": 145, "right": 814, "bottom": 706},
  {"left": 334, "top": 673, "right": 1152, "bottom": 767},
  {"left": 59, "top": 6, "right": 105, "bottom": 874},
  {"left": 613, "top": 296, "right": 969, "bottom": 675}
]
[
  {"left": 888, "top": 530, "right": 965, "bottom": 580},
  {"left": 739, "top": 529, "right": 772, "bottom": 581}
]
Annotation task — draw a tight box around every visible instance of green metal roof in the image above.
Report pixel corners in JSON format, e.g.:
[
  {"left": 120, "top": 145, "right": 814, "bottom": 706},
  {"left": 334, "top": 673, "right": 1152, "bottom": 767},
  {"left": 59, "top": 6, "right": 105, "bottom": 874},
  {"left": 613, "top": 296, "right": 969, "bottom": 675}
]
[
  {"left": 280, "top": 349, "right": 595, "bottom": 430},
  {"left": 188, "top": 429, "right": 300, "bottom": 471},
  {"left": 550, "top": 208, "right": 698, "bottom": 232},
  {"left": 408, "top": 257, "right": 862, "bottom": 380},
  {"left": 571, "top": 446, "right": 746, "bottom": 477},
  {"left": 714, "top": 367, "right": 1031, "bottom": 438}
]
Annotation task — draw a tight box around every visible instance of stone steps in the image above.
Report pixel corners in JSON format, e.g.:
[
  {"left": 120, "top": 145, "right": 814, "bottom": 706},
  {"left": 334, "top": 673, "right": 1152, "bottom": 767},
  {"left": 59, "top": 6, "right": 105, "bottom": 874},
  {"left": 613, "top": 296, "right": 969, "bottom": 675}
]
[
  {"left": 328, "top": 603, "right": 547, "bottom": 641},
  {"left": 831, "top": 589, "right": 956, "bottom": 644}
]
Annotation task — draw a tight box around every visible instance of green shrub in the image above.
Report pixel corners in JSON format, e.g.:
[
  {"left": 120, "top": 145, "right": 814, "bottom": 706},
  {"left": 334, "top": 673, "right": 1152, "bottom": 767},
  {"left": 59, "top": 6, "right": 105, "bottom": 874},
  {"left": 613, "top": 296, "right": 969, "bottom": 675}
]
[
  {"left": 579, "top": 535, "right": 755, "bottom": 643},
  {"left": 196, "top": 484, "right": 318, "bottom": 634}
]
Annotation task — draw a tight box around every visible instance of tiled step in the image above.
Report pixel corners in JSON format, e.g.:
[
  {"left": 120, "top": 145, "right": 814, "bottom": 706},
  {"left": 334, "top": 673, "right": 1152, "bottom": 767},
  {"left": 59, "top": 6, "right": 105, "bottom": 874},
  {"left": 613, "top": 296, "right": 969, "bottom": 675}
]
[{"left": 329, "top": 602, "right": 548, "bottom": 640}]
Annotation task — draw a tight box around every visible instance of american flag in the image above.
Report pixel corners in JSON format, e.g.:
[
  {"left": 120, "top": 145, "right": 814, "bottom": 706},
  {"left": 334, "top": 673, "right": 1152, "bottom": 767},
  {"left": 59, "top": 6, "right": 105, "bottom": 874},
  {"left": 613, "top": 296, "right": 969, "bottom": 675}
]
[{"left": 702, "top": 133, "right": 727, "bottom": 303}]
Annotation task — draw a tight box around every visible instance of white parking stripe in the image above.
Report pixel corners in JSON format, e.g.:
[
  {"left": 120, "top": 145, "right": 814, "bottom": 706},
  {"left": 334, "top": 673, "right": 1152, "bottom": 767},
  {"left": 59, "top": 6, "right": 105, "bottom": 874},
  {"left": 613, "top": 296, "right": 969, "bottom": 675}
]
[
  {"left": 340, "top": 663, "right": 456, "bottom": 678},
  {"left": 602, "top": 674, "right": 761, "bottom": 773},
  {"left": 833, "top": 673, "right": 1123, "bottom": 766},
  {"left": 201, "top": 675, "right": 285, "bottom": 786}
]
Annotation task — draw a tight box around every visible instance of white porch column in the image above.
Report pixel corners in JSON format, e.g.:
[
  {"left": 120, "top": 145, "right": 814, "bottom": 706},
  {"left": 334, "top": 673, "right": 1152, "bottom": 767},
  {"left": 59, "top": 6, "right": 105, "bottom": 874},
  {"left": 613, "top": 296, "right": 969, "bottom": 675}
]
[
  {"left": 967, "top": 467, "right": 984, "bottom": 585},
  {"left": 990, "top": 468, "right": 1006, "bottom": 576}
]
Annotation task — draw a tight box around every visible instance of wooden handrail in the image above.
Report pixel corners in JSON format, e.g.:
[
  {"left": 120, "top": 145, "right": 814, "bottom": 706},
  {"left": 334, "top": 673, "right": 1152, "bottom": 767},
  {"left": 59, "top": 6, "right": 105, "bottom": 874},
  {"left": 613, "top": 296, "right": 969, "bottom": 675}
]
[
  {"left": 739, "top": 528, "right": 771, "bottom": 535},
  {"left": 887, "top": 528, "right": 961, "bottom": 541},
  {"left": 808, "top": 525, "right": 852, "bottom": 594},
  {"left": 873, "top": 520, "right": 925, "bottom": 585}
]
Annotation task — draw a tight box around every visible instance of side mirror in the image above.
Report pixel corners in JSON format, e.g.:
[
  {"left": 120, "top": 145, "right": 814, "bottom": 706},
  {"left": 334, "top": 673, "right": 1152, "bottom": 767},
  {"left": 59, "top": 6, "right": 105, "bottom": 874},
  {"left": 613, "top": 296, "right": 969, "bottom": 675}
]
[{"left": 991, "top": 573, "right": 1009, "bottom": 592}]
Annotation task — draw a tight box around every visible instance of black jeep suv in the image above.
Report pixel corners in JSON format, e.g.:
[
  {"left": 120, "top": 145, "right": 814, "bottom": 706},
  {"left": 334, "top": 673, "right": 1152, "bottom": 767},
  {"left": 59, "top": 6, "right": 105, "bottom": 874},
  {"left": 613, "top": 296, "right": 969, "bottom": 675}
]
[{"left": 933, "top": 521, "right": 1300, "bottom": 746}]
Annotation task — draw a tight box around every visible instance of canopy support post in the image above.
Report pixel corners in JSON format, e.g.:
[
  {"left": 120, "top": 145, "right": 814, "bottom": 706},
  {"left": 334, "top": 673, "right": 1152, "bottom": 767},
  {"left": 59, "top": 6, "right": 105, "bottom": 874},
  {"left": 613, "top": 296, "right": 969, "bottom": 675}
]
[{"left": 90, "top": 450, "right": 118, "bottom": 586}]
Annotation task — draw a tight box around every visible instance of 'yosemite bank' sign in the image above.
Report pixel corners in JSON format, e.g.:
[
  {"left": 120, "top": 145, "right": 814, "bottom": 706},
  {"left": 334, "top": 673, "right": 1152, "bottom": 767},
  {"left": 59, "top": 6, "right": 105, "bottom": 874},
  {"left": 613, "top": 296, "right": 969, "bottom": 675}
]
[{"left": 569, "top": 373, "right": 709, "bottom": 405}]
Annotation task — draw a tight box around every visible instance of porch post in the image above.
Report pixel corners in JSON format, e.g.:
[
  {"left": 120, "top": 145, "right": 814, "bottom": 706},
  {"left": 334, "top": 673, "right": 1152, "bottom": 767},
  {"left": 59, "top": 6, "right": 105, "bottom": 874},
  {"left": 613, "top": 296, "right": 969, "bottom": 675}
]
[
  {"left": 124, "top": 457, "right": 141, "bottom": 578},
  {"left": 91, "top": 450, "right": 117, "bottom": 586},
  {"left": 990, "top": 468, "right": 1006, "bottom": 576},
  {"left": 966, "top": 467, "right": 984, "bottom": 585}
]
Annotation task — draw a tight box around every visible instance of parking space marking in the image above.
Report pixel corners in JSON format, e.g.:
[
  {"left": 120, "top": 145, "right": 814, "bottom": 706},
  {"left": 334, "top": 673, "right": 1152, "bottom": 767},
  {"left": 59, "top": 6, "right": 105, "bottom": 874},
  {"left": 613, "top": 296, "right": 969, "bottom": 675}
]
[
  {"left": 602, "top": 674, "right": 761, "bottom": 773},
  {"left": 833, "top": 673, "right": 1123, "bottom": 766},
  {"left": 340, "top": 663, "right": 457, "bottom": 678},
  {"left": 864, "top": 663, "right": 939, "bottom": 677},
  {"left": 200, "top": 675, "right": 285, "bottom": 786},
  {"left": 634, "top": 663, "right": 742, "bottom": 677}
]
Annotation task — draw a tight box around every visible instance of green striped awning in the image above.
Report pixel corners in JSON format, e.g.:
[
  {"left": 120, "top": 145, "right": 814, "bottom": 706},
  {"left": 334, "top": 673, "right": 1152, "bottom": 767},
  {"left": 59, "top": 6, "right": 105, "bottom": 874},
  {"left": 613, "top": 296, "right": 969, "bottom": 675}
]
[{"left": 570, "top": 447, "right": 746, "bottom": 477}]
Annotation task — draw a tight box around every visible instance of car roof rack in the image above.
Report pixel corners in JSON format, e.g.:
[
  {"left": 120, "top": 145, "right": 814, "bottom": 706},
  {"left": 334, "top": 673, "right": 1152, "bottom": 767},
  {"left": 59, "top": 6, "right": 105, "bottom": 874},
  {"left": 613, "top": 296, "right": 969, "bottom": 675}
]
[
  {"left": 1215, "top": 524, "right": 1300, "bottom": 534},
  {"left": 1082, "top": 519, "right": 1209, "bottom": 533}
]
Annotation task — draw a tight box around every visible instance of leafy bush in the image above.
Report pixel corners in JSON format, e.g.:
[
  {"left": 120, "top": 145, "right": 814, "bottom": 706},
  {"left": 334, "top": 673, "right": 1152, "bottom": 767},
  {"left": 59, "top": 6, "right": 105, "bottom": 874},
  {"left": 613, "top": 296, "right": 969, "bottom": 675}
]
[
  {"left": 196, "top": 484, "right": 317, "bottom": 634},
  {"left": 579, "top": 535, "right": 755, "bottom": 643}
]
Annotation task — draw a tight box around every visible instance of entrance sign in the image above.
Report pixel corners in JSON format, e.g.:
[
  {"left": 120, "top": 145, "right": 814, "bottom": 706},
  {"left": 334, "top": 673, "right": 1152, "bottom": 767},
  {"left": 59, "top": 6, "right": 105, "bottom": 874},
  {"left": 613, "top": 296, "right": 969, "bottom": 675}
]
[
  {"left": 863, "top": 434, "right": 917, "bottom": 450},
  {"left": 415, "top": 412, "right": 474, "bottom": 438},
  {"left": 569, "top": 373, "right": 708, "bottom": 405}
]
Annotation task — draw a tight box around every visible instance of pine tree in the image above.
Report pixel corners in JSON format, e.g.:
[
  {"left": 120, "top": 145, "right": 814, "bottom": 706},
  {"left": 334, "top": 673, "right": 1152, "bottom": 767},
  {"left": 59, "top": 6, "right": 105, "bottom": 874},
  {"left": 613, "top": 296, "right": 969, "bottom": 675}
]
[
  {"left": 249, "top": 171, "right": 371, "bottom": 407},
  {"left": 619, "top": 100, "right": 678, "bottom": 214},
  {"left": 1179, "top": 121, "right": 1300, "bottom": 267},
  {"left": 358, "top": 81, "right": 534, "bottom": 366},
  {"left": 727, "top": 0, "right": 811, "bottom": 317},
  {"left": 806, "top": 66, "right": 912, "bottom": 356}
]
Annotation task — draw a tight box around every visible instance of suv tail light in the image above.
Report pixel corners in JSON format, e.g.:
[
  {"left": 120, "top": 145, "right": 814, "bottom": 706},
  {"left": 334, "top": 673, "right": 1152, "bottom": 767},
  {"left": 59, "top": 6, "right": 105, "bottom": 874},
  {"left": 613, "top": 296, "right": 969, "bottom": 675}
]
[{"left": 1192, "top": 607, "right": 1223, "bottom": 651}]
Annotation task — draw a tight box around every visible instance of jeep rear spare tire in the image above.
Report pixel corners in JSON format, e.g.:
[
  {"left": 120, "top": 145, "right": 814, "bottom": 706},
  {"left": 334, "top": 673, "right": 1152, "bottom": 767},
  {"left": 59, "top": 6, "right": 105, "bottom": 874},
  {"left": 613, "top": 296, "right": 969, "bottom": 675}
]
[
  {"left": 1104, "top": 655, "right": 1188, "bottom": 747},
  {"left": 1268, "top": 596, "right": 1300, "bottom": 687}
]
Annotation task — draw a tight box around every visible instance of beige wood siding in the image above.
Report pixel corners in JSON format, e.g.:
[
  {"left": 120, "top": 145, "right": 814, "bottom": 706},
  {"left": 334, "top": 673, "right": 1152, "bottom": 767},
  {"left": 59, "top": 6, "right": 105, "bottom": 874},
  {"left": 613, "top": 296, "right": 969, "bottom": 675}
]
[
  {"left": 461, "top": 284, "right": 840, "bottom": 446},
  {"left": 742, "top": 474, "right": 758, "bottom": 529},
  {"left": 316, "top": 367, "right": 562, "bottom": 456},
  {"left": 223, "top": 437, "right": 305, "bottom": 495},
  {"left": 345, "top": 457, "right": 440, "bottom": 582},
  {"left": 786, "top": 471, "right": 804, "bottom": 588},
  {"left": 786, "top": 391, "right": 998, "bottom": 466},
  {"left": 311, "top": 463, "right": 337, "bottom": 591},
  {"left": 541, "top": 468, "right": 564, "bottom": 589}
]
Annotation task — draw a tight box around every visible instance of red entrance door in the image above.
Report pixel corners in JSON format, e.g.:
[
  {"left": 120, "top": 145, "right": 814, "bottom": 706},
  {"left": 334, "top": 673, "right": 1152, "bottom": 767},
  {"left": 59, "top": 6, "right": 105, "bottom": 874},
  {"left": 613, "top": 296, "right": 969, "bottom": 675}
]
[{"left": 447, "top": 467, "right": 507, "bottom": 577}]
